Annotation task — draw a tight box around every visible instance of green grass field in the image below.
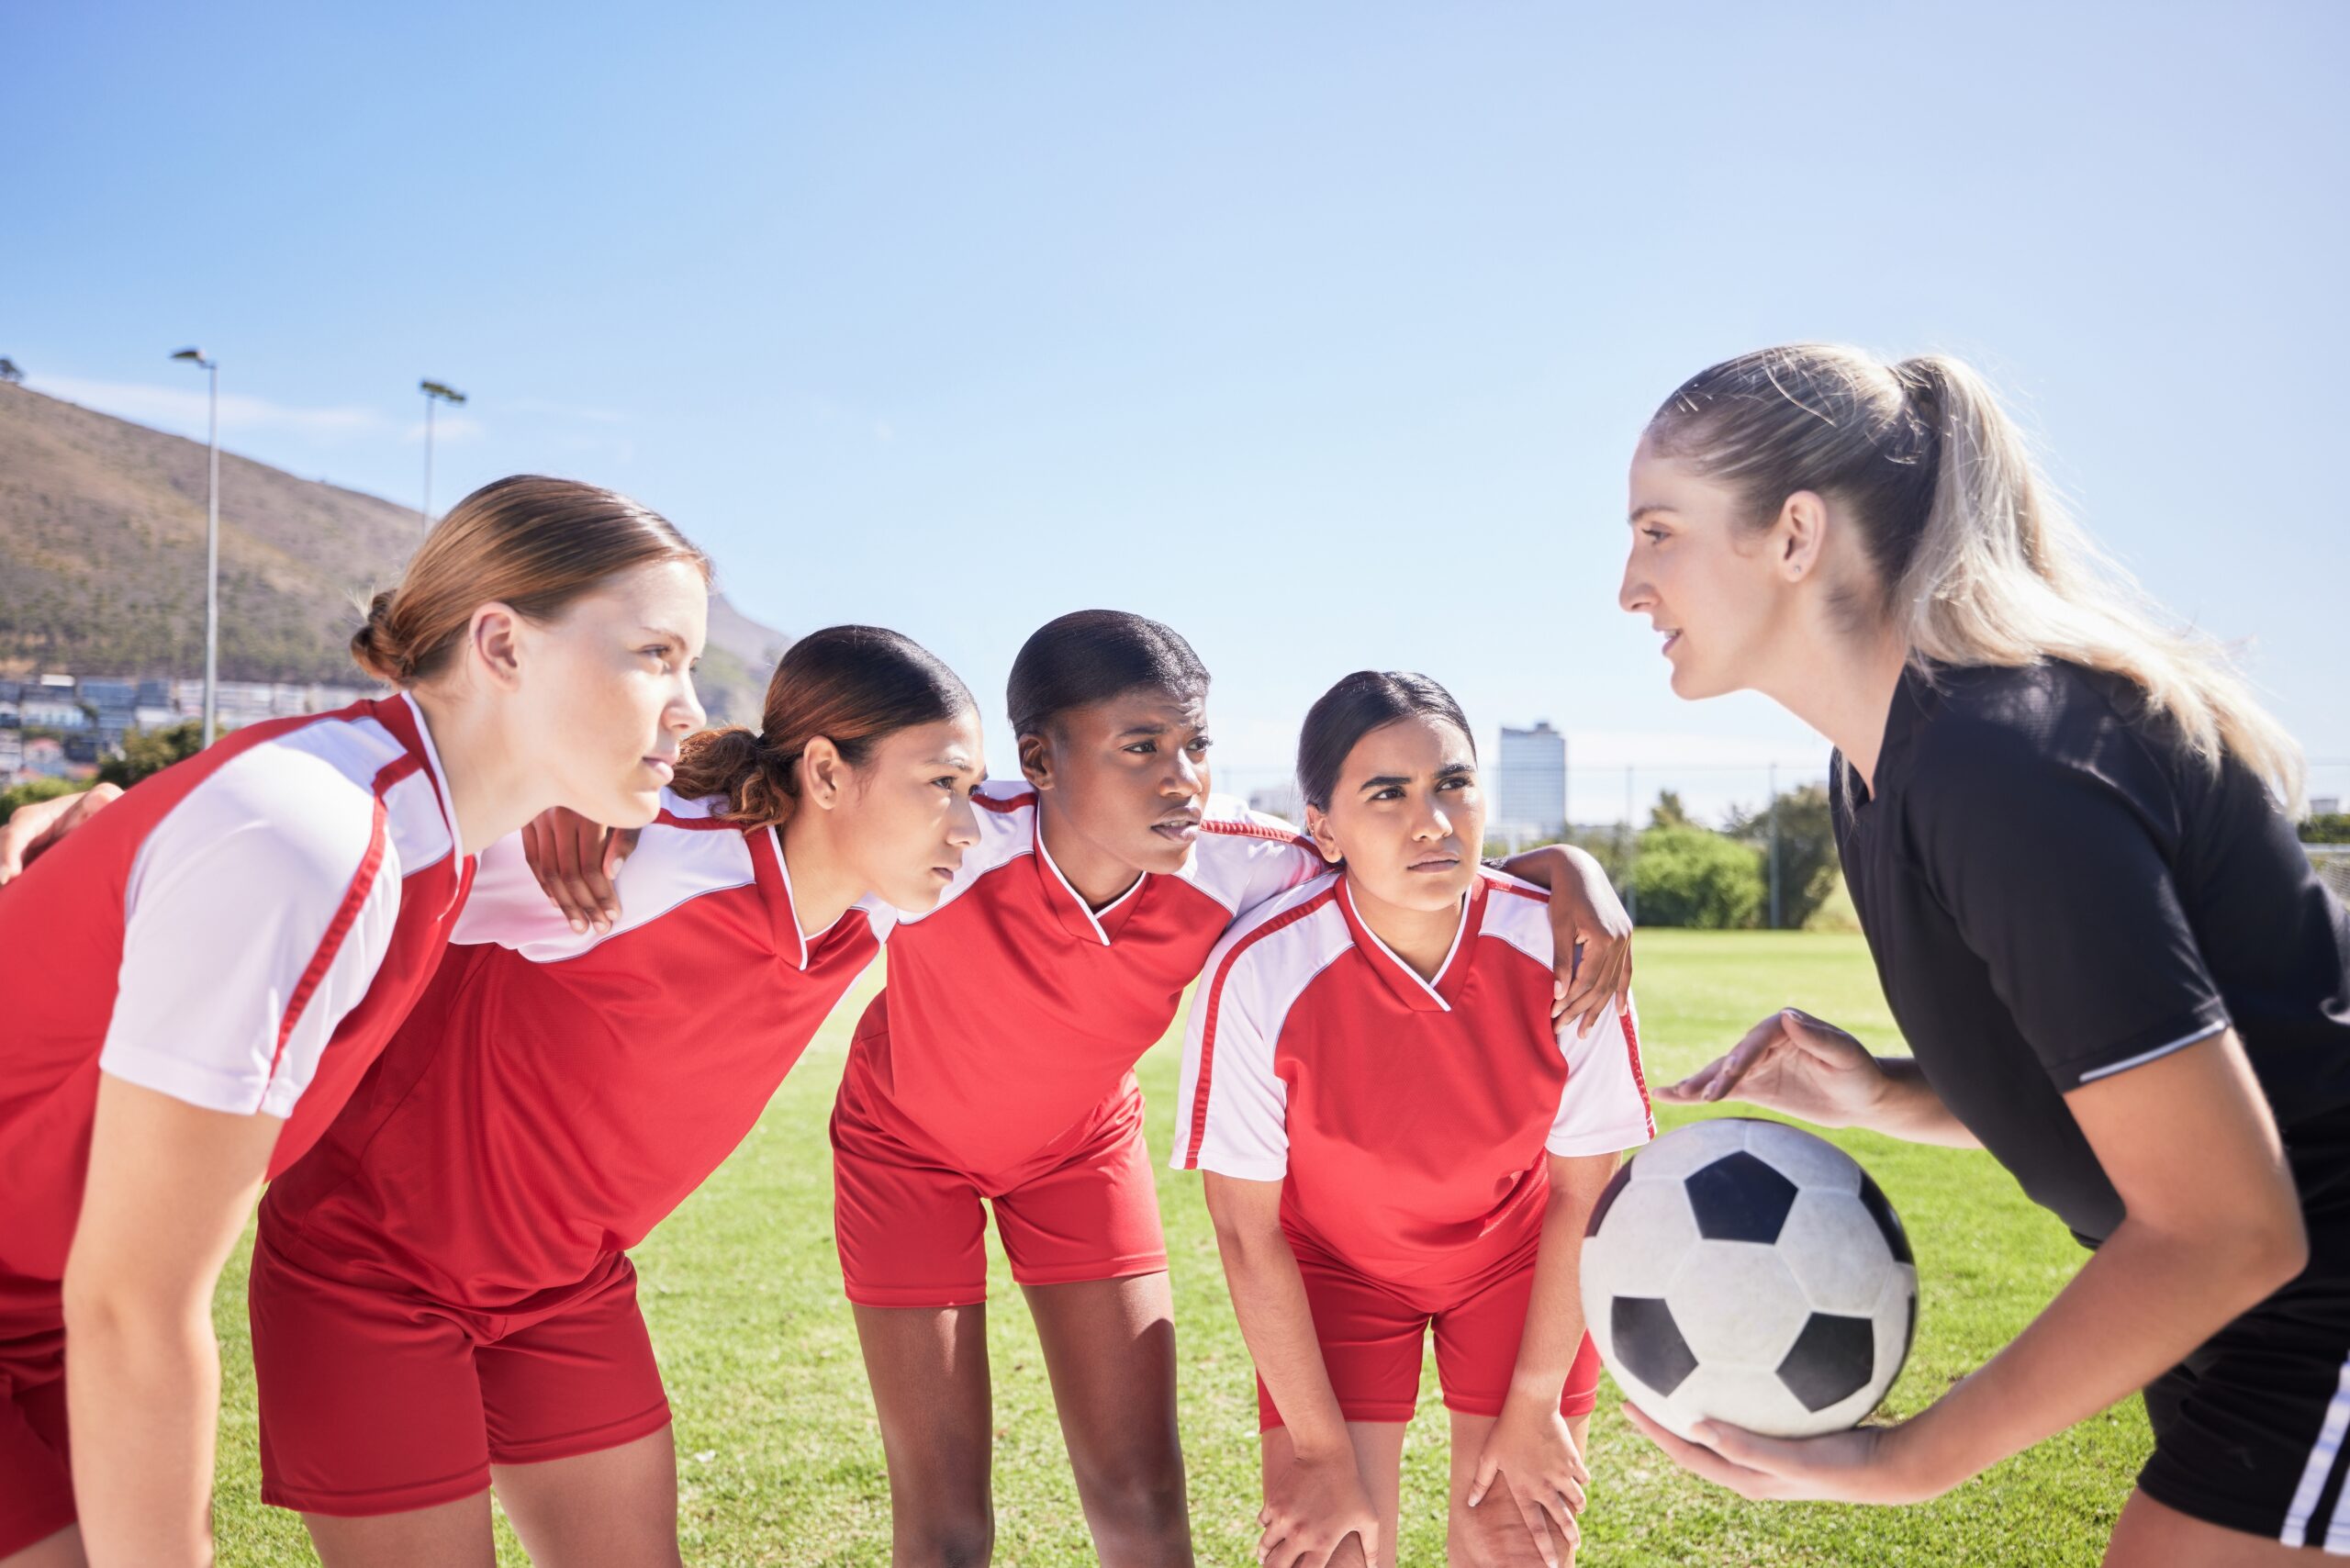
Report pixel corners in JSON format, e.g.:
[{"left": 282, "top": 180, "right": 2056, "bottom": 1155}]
[{"left": 208, "top": 932, "right": 2144, "bottom": 1564}]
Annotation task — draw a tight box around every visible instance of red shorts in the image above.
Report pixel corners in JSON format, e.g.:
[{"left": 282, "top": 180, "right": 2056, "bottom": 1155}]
[
  {"left": 0, "top": 1316, "right": 73, "bottom": 1559},
  {"left": 1260, "top": 1248, "right": 1602, "bottom": 1430},
  {"left": 250, "top": 1234, "right": 672, "bottom": 1517},
  {"left": 831, "top": 1079, "right": 1168, "bottom": 1308}
]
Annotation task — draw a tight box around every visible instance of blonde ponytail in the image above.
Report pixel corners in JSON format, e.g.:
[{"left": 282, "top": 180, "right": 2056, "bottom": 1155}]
[{"left": 1650, "top": 345, "right": 2306, "bottom": 809}]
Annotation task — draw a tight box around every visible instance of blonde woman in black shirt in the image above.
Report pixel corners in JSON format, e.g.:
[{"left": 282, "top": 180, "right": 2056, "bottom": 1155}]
[{"left": 1617, "top": 343, "right": 2349, "bottom": 1565}]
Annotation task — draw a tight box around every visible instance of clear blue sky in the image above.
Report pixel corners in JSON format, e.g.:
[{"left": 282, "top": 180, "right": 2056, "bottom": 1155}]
[{"left": 11, "top": 2, "right": 2346, "bottom": 820}]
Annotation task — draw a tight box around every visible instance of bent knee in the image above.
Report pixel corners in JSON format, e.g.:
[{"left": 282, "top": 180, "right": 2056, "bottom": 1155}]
[
  {"left": 1078, "top": 1470, "right": 1191, "bottom": 1550},
  {"left": 895, "top": 1511, "right": 994, "bottom": 1567}
]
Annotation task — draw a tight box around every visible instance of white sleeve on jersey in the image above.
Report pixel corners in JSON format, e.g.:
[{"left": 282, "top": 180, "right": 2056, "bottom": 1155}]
[
  {"left": 97, "top": 745, "right": 402, "bottom": 1120},
  {"left": 1547, "top": 991, "right": 1656, "bottom": 1158},
  {"left": 890, "top": 783, "right": 1037, "bottom": 922},
  {"left": 451, "top": 800, "right": 763, "bottom": 962},
  {"left": 1236, "top": 835, "right": 1326, "bottom": 919},
  {"left": 1172, "top": 935, "right": 1292, "bottom": 1179},
  {"left": 1176, "top": 870, "right": 1360, "bottom": 1181},
  {"left": 1188, "top": 796, "right": 1326, "bottom": 921},
  {"left": 447, "top": 828, "right": 576, "bottom": 950}
]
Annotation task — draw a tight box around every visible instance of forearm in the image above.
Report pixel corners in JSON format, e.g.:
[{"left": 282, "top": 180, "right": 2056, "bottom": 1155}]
[
  {"left": 64, "top": 1295, "right": 221, "bottom": 1567},
  {"left": 1504, "top": 1188, "right": 1593, "bottom": 1406},
  {"left": 64, "top": 1077, "right": 280, "bottom": 1567},
  {"left": 1904, "top": 1215, "right": 2296, "bottom": 1487},
  {"left": 1214, "top": 1223, "right": 1352, "bottom": 1452},
  {"left": 1859, "top": 1057, "right": 1978, "bottom": 1148}
]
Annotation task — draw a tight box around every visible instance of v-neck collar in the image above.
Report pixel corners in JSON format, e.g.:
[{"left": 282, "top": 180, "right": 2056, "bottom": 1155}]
[
  {"left": 1336, "top": 874, "right": 1485, "bottom": 1013},
  {"left": 755, "top": 825, "right": 852, "bottom": 971},
  {"left": 1032, "top": 813, "right": 1147, "bottom": 946}
]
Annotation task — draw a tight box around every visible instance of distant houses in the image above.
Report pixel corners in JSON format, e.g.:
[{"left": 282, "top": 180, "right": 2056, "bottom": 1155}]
[{"left": 0, "top": 673, "right": 371, "bottom": 784}]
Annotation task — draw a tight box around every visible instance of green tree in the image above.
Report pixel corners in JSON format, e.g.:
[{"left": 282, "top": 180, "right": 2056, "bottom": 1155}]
[
  {"left": 1649, "top": 790, "right": 1694, "bottom": 830},
  {"left": 1559, "top": 825, "right": 1631, "bottom": 890},
  {"left": 1628, "top": 823, "right": 1764, "bottom": 929},
  {"left": 1724, "top": 782, "right": 1841, "bottom": 929},
  {"left": 99, "top": 720, "right": 206, "bottom": 788},
  {"left": 2302, "top": 813, "right": 2350, "bottom": 846}
]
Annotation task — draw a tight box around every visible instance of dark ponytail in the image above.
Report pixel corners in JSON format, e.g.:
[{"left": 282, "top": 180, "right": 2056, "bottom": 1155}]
[
  {"left": 1296, "top": 670, "right": 1475, "bottom": 811},
  {"left": 1006, "top": 610, "right": 1209, "bottom": 738},
  {"left": 671, "top": 625, "right": 975, "bottom": 829}
]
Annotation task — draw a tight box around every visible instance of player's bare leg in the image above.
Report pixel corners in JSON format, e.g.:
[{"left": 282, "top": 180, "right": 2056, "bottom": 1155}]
[
  {"left": 1447, "top": 1410, "right": 1588, "bottom": 1568},
  {"left": 853, "top": 1303, "right": 996, "bottom": 1566},
  {"left": 493, "top": 1424, "right": 684, "bottom": 1568},
  {"left": 0, "top": 1524, "right": 84, "bottom": 1568},
  {"left": 304, "top": 1491, "right": 496, "bottom": 1568},
  {"left": 2105, "top": 1488, "right": 2311, "bottom": 1566},
  {"left": 1023, "top": 1272, "right": 1190, "bottom": 1566},
  {"left": 1258, "top": 1418, "right": 1404, "bottom": 1568}
]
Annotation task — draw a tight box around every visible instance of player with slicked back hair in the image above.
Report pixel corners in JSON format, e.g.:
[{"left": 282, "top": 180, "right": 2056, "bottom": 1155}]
[{"left": 1176, "top": 669, "right": 1653, "bottom": 1568}]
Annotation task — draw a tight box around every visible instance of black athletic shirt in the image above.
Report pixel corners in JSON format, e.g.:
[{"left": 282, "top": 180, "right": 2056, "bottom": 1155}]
[{"left": 1831, "top": 660, "right": 2350, "bottom": 1245}]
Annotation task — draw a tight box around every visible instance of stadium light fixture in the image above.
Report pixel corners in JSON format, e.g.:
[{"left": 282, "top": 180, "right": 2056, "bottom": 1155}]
[
  {"left": 171, "top": 347, "right": 220, "bottom": 747},
  {"left": 419, "top": 378, "right": 468, "bottom": 531}
]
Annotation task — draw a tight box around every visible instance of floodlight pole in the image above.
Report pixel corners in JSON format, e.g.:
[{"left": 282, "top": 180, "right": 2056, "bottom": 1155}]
[
  {"left": 172, "top": 349, "right": 220, "bottom": 746},
  {"left": 420, "top": 379, "right": 468, "bottom": 530}
]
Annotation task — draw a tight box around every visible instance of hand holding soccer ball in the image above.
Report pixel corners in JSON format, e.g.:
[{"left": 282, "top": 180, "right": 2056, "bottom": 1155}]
[{"left": 1582, "top": 1118, "right": 1918, "bottom": 1442}]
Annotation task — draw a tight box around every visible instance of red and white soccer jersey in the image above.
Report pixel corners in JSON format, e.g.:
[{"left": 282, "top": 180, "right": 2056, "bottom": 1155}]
[
  {"left": 829, "top": 780, "right": 1320, "bottom": 1306},
  {"left": 250, "top": 790, "right": 890, "bottom": 1513},
  {"left": 262, "top": 788, "right": 891, "bottom": 1308},
  {"left": 0, "top": 693, "right": 470, "bottom": 1291},
  {"left": 1173, "top": 867, "right": 1653, "bottom": 1291},
  {"left": 837, "top": 780, "right": 1321, "bottom": 1186},
  {"left": 0, "top": 693, "right": 468, "bottom": 1551}
]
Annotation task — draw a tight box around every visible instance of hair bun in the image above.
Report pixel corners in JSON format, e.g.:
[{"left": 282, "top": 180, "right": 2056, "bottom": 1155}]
[{"left": 349, "top": 589, "right": 413, "bottom": 685}]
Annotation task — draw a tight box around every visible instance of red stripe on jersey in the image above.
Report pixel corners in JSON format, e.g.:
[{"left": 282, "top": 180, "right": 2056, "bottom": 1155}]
[
  {"left": 1181, "top": 881, "right": 1343, "bottom": 1169},
  {"left": 1490, "top": 880, "right": 1548, "bottom": 902},
  {"left": 653, "top": 807, "right": 741, "bottom": 831},
  {"left": 1201, "top": 817, "right": 1315, "bottom": 849},
  {"left": 1618, "top": 1005, "right": 1656, "bottom": 1137},
  {"left": 976, "top": 790, "right": 1037, "bottom": 814},
  {"left": 267, "top": 759, "right": 406, "bottom": 1082}
]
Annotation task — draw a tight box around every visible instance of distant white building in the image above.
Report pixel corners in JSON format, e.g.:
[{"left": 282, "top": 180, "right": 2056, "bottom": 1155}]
[
  {"left": 172, "top": 678, "right": 369, "bottom": 725},
  {"left": 1494, "top": 722, "right": 1567, "bottom": 848},
  {"left": 19, "top": 699, "right": 87, "bottom": 730}
]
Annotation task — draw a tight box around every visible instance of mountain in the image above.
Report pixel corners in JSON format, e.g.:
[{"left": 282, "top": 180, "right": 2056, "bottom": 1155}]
[{"left": 0, "top": 382, "right": 788, "bottom": 724}]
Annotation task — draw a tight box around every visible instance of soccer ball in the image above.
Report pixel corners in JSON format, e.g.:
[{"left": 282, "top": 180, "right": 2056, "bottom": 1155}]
[{"left": 1581, "top": 1116, "right": 1917, "bottom": 1440}]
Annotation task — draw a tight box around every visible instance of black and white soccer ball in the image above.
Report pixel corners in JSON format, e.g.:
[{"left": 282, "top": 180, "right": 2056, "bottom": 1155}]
[{"left": 1581, "top": 1117, "right": 1917, "bottom": 1439}]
